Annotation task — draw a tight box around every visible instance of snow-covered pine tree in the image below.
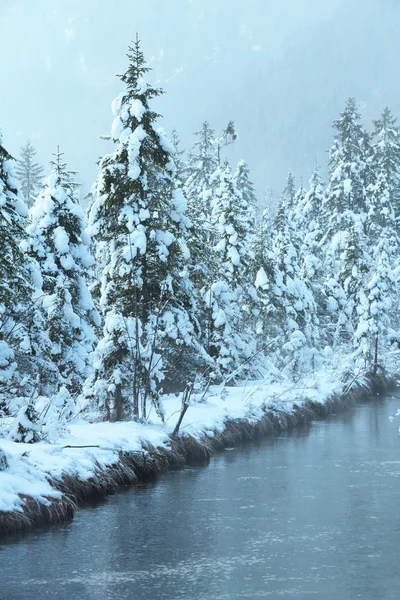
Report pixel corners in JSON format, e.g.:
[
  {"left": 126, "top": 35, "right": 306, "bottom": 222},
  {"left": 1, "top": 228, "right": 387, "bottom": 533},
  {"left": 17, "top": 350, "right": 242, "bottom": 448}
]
[
  {"left": 294, "top": 169, "right": 326, "bottom": 339},
  {"left": 265, "top": 188, "right": 320, "bottom": 380},
  {"left": 9, "top": 399, "right": 41, "bottom": 444},
  {"left": 369, "top": 107, "right": 400, "bottom": 232},
  {"left": 0, "top": 134, "right": 29, "bottom": 412},
  {"left": 334, "top": 219, "right": 370, "bottom": 350},
  {"left": 170, "top": 129, "right": 186, "bottom": 183},
  {"left": 252, "top": 207, "right": 272, "bottom": 268},
  {"left": 204, "top": 162, "right": 258, "bottom": 378},
  {"left": 355, "top": 109, "right": 400, "bottom": 369},
  {"left": 321, "top": 98, "right": 371, "bottom": 350},
  {"left": 185, "top": 121, "right": 217, "bottom": 225},
  {"left": 15, "top": 140, "right": 44, "bottom": 208},
  {"left": 296, "top": 169, "right": 324, "bottom": 281},
  {"left": 322, "top": 98, "right": 371, "bottom": 239},
  {"left": 1, "top": 132, "right": 49, "bottom": 410},
  {"left": 86, "top": 38, "right": 203, "bottom": 421},
  {"left": 24, "top": 148, "right": 99, "bottom": 395},
  {"left": 233, "top": 159, "right": 257, "bottom": 228}
]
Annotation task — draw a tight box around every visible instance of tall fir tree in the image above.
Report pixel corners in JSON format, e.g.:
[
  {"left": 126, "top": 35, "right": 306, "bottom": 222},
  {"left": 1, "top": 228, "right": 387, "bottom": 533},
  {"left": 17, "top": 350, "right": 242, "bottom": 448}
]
[
  {"left": 86, "top": 38, "right": 204, "bottom": 421},
  {"left": 233, "top": 159, "right": 257, "bottom": 229},
  {"left": 185, "top": 121, "right": 217, "bottom": 226},
  {"left": 321, "top": 98, "right": 371, "bottom": 349},
  {"left": 0, "top": 132, "right": 54, "bottom": 426},
  {"left": 205, "top": 163, "right": 257, "bottom": 377},
  {"left": 23, "top": 149, "right": 99, "bottom": 394},
  {"left": 170, "top": 128, "right": 186, "bottom": 183},
  {"left": 16, "top": 140, "right": 44, "bottom": 208},
  {"left": 294, "top": 169, "right": 326, "bottom": 339},
  {"left": 355, "top": 108, "right": 400, "bottom": 368}
]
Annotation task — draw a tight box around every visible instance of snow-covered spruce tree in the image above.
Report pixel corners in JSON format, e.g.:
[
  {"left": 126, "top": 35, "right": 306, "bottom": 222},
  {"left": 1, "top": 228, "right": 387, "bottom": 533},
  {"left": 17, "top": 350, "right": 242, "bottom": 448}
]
[
  {"left": 334, "top": 220, "right": 370, "bottom": 351},
  {"left": 264, "top": 191, "right": 320, "bottom": 380},
  {"left": 9, "top": 399, "right": 41, "bottom": 443},
  {"left": 185, "top": 121, "right": 217, "bottom": 226},
  {"left": 204, "top": 162, "right": 258, "bottom": 378},
  {"left": 16, "top": 140, "right": 44, "bottom": 208},
  {"left": 233, "top": 159, "right": 257, "bottom": 228},
  {"left": 0, "top": 132, "right": 55, "bottom": 426},
  {"left": 294, "top": 169, "right": 326, "bottom": 339},
  {"left": 252, "top": 207, "right": 272, "bottom": 268},
  {"left": 322, "top": 98, "right": 371, "bottom": 240},
  {"left": 0, "top": 446, "right": 8, "bottom": 470},
  {"left": 23, "top": 149, "right": 99, "bottom": 395},
  {"left": 369, "top": 107, "right": 400, "bottom": 233},
  {"left": 0, "top": 135, "right": 29, "bottom": 412},
  {"left": 86, "top": 39, "right": 204, "bottom": 421},
  {"left": 321, "top": 98, "right": 371, "bottom": 349},
  {"left": 296, "top": 169, "right": 324, "bottom": 281},
  {"left": 354, "top": 112, "right": 400, "bottom": 370},
  {"left": 170, "top": 129, "right": 186, "bottom": 183},
  {"left": 277, "top": 172, "right": 304, "bottom": 257},
  {"left": 183, "top": 122, "right": 219, "bottom": 298}
]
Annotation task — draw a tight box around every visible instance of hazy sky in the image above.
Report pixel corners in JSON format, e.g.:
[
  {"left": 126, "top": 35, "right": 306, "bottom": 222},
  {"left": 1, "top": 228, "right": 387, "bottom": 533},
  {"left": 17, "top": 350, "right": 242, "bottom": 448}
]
[{"left": 1, "top": 0, "right": 399, "bottom": 198}]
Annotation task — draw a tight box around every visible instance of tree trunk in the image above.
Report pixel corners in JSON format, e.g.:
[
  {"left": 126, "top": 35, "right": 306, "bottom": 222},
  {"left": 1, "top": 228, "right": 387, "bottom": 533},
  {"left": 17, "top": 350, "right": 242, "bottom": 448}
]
[
  {"left": 373, "top": 335, "right": 379, "bottom": 375},
  {"left": 115, "top": 384, "right": 124, "bottom": 421}
]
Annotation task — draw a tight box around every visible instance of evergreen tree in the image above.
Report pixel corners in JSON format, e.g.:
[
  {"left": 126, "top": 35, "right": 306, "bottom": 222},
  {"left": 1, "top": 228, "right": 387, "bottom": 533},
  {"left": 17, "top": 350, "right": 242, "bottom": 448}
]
[
  {"left": 355, "top": 109, "right": 400, "bottom": 369},
  {"left": 321, "top": 98, "right": 371, "bottom": 349},
  {"left": 204, "top": 163, "right": 257, "bottom": 377},
  {"left": 16, "top": 140, "right": 44, "bottom": 207},
  {"left": 170, "top": 128, "right": 186, "bottom": 182},
  {"left": 0, "top": 132, "right": 55, "bottom": 415},
  {"left": 185, "top": 121, "right": 217, "bottom": 224},
  {"left": 260, "top": 190, "right": 320, "bottom": 379},
  {"left": 252, "top": 207, "right": 272, "bottom": 268},
  {"left": 333, "top": 220, "right": 369, "bottom": 348},
  {"left": 9, "top": 400, "right": 41, "bottom": 443},
  {"left": 23, "top": 149, "right": 99, "bottom": 394},
  {"left": 294, "top": 169, "right": 326, "bottom": 340},
  {"left": 369, "top": 107, "right": 400, "bottom": 239},
  {"left": 86, "top": 38, "right": 204, "bottom": 421},
  {"left": 0, "top": 134, "right": 29, "bottom": 405},
  {"left": 322, "top": 98, "right": 371, "bottom": 240},
  {"left": 233, "top": 159, "right": 257, "bottom": 228},
  {"left": 296, "top": 169, "right": 324, "bottom": 283}
]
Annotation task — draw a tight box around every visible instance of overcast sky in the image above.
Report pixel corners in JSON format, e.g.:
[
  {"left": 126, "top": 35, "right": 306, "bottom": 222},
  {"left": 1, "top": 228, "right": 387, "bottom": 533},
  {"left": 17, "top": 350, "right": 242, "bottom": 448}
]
[{"left": 1, "top": 0, "right": 399, "bottom": 198}]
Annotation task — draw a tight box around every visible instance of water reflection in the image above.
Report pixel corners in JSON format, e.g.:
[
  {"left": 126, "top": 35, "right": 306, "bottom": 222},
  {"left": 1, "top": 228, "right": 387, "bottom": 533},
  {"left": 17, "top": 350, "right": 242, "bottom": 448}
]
[{"left": 2, "top": 396, "right": 400, "bottom": 600}]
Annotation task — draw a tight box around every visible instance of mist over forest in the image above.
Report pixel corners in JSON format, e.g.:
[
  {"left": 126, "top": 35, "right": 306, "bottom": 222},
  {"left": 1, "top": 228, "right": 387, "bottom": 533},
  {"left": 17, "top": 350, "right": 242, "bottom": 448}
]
[{"left": 1, "top": 0, "right": 399, "bottom": 196}]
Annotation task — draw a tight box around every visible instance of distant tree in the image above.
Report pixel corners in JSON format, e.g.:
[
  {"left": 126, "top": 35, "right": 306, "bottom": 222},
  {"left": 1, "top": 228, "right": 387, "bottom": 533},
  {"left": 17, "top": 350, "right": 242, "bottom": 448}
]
[
  {"left": 322, "top": 98, "right": 371, "bottom": 241},
  {"left": 369, "top": 107, "right": 400, "bottom": 240},
  {"left": 185, "top": 121, "right": 218, "bottom": 229},
  {"left": 170, "top": 128, "right": 186, "bottom": 182},
  {"left": 16, "top": 140, "right": 44, "bottom": 207},
  {"left": 233, "top": 159, "right": 257, "bottom": 227},
  {"left": 296, "top": 169, "right": 324, "bottom": 282}
]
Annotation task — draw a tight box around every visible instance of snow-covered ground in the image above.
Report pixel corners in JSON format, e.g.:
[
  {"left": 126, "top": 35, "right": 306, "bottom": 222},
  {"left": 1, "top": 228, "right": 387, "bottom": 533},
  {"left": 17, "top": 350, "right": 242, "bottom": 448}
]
[{"left": 0, "top": 364, "right": 349, "bottom": 517}]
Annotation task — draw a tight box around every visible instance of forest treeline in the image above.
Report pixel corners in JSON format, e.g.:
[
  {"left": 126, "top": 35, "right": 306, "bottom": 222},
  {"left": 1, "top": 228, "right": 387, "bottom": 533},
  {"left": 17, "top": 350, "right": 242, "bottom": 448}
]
[{"left": 1, "top": 39, "right": 399, "bottom": 443}]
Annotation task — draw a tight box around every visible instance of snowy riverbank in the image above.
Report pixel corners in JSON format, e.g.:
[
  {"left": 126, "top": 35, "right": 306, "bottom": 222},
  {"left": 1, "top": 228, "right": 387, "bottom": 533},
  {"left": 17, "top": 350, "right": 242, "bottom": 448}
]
[{"left": 0, "top": 365, "right": 394, "bottom": 534}]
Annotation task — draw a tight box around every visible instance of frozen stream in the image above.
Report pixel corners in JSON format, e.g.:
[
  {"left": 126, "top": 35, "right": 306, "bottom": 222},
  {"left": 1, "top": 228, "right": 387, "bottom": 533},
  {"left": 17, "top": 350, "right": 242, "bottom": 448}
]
[{"left": 1, "top": 393, "right": 400, "bottom": 599}]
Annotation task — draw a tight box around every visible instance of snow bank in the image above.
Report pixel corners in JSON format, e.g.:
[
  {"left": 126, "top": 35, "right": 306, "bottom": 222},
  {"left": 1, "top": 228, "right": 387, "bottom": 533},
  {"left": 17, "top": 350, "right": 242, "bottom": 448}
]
[{"left": 0, "top": 364, "right": 391, "bottom": 532}]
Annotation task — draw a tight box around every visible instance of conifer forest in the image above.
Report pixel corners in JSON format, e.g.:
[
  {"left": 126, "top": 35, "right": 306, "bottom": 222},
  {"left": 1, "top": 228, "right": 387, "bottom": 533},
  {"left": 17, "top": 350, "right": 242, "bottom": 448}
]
[
  {"left": 2, "top": 3, "right": 400, "bottom": 599},
  {"left": 1, "top": 41, "right": 399, "bottom": 437}
]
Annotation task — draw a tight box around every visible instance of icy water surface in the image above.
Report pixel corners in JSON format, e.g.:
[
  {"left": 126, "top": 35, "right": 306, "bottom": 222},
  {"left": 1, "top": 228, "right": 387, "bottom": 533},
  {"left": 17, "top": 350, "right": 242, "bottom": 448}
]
[{"left": 2, "top": 394, "right": 400, "bottom": 600}]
